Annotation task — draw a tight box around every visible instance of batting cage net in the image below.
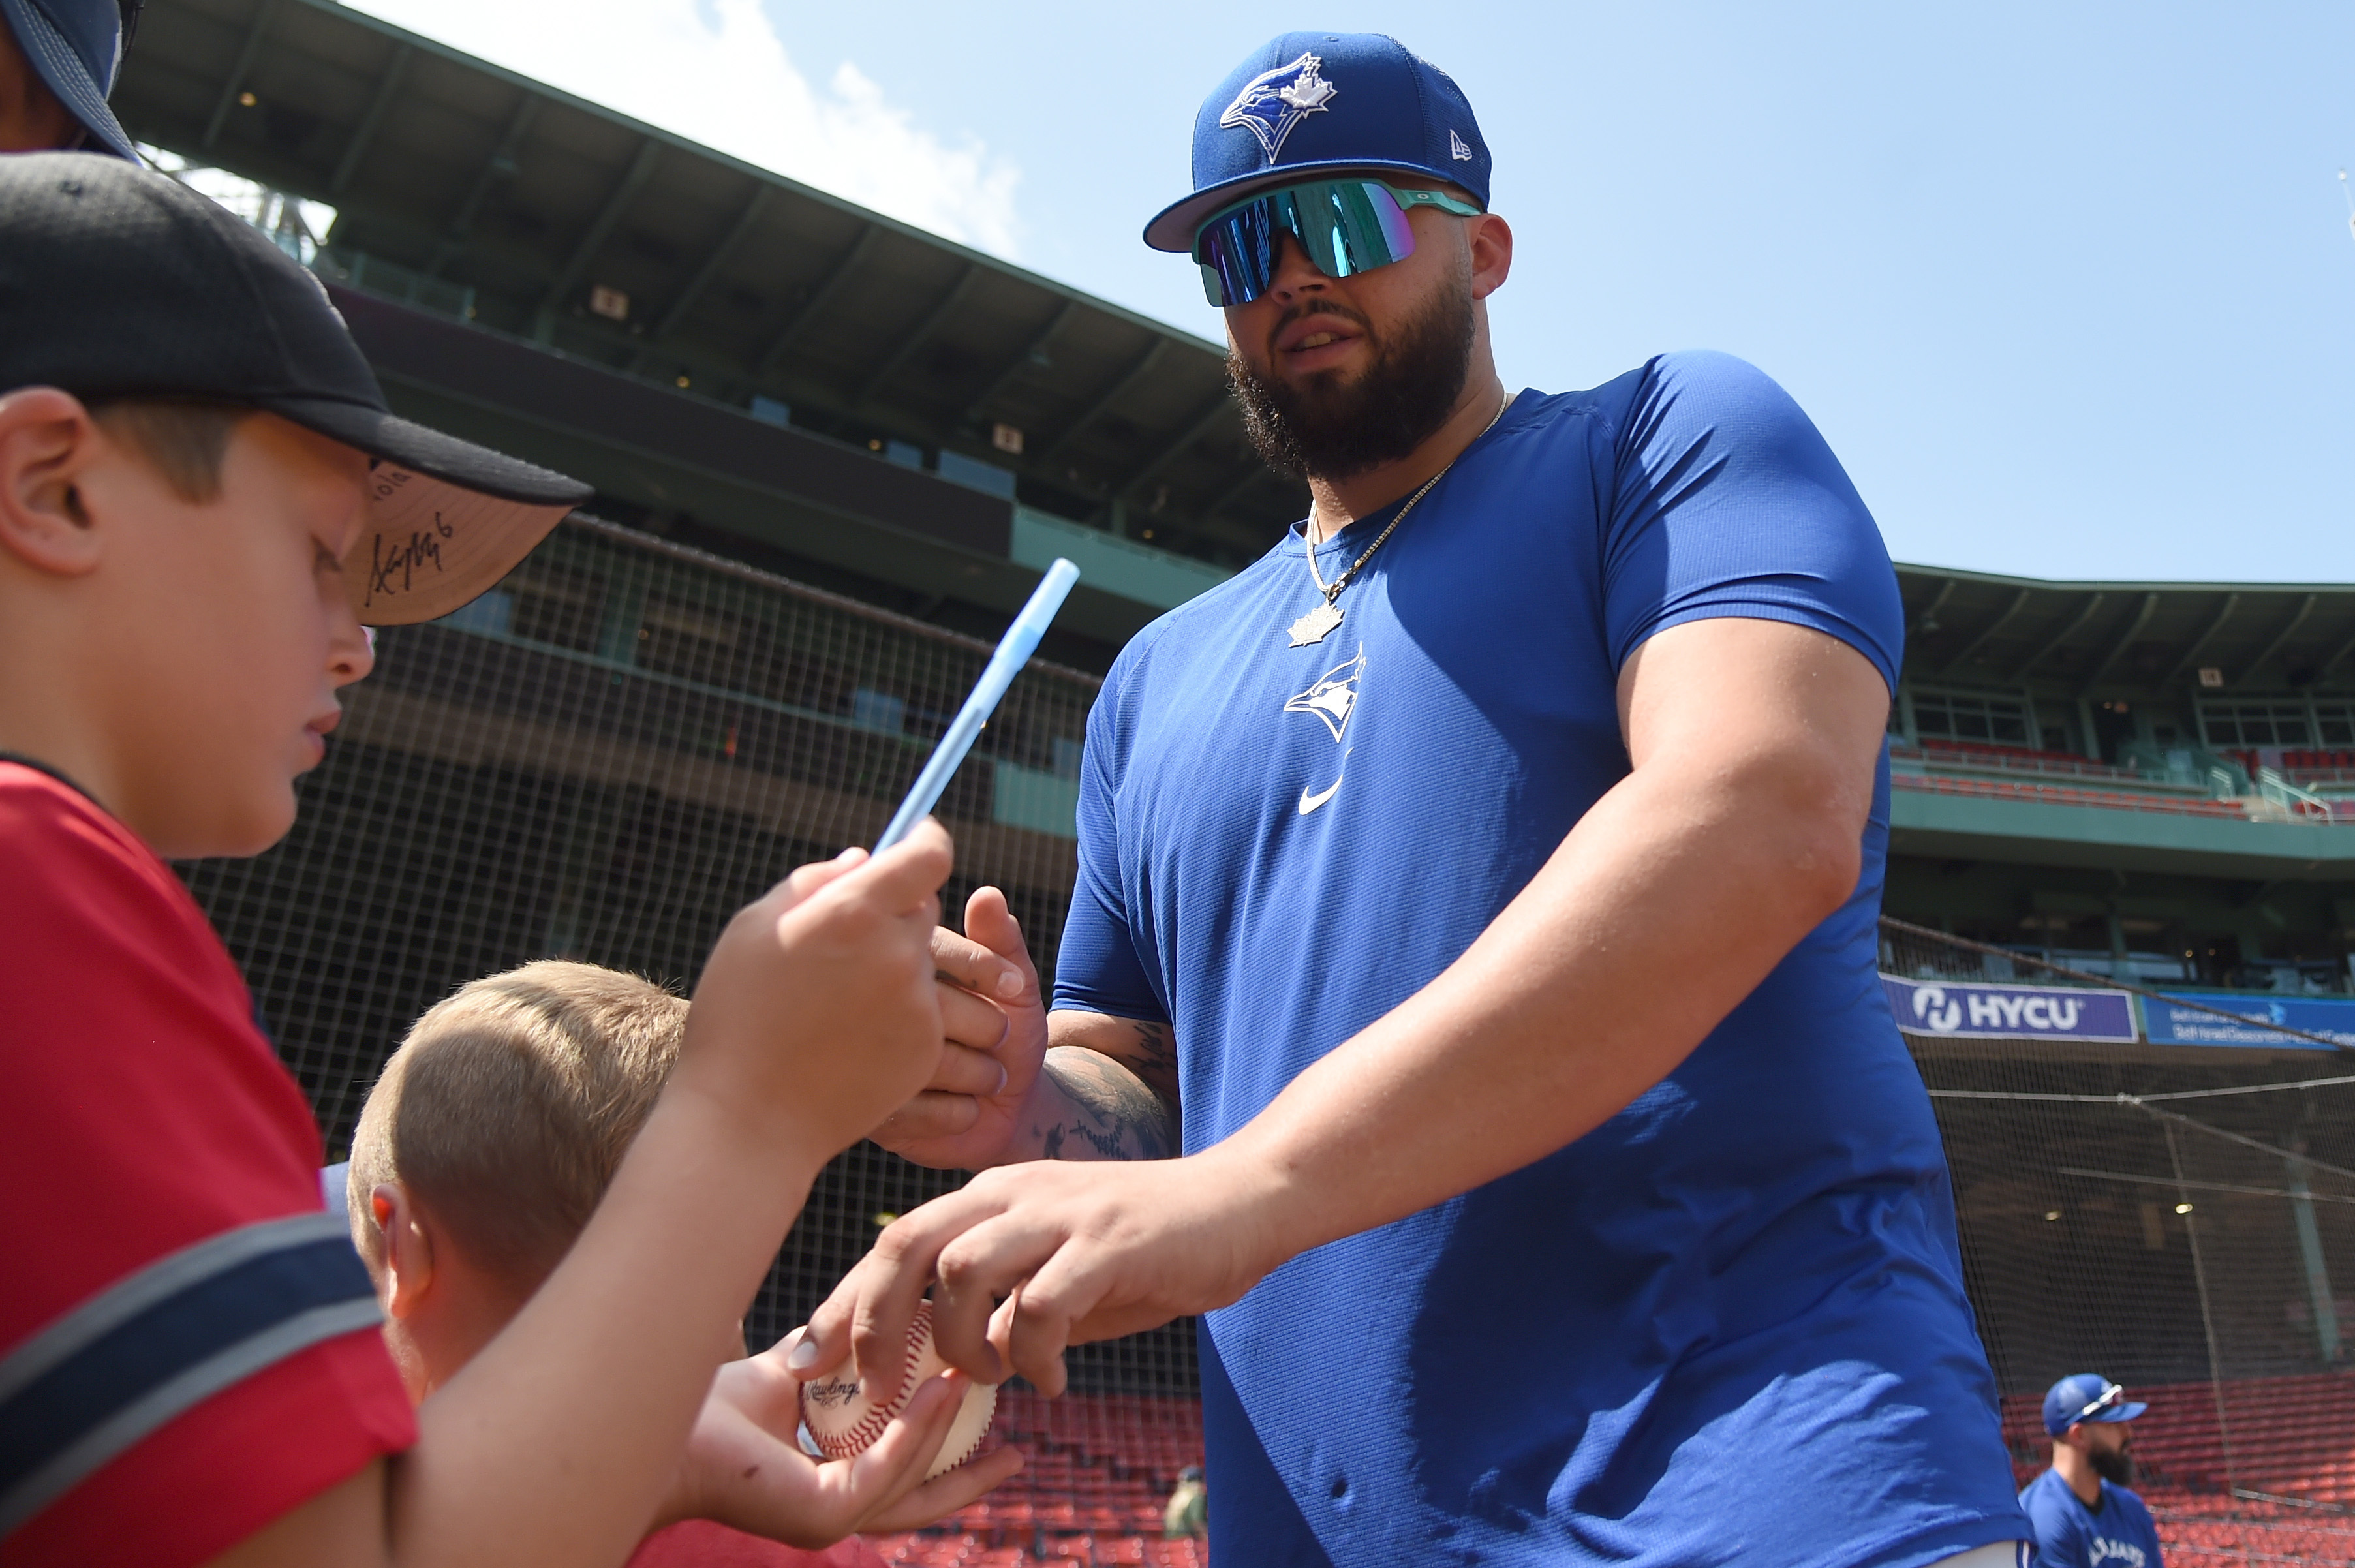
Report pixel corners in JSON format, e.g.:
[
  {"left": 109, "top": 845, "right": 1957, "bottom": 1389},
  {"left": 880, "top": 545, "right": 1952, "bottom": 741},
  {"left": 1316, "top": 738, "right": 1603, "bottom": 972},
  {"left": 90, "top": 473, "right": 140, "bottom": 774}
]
[
  {"left": 179, "top": 517, "right": 1205, "bottom": 1565},
  {"left": 187, "top": 519, "right": 2355, "bottom": 1567},
  {"left": 1885, "top": 917, "right": 2355, "bottom": 1563}
]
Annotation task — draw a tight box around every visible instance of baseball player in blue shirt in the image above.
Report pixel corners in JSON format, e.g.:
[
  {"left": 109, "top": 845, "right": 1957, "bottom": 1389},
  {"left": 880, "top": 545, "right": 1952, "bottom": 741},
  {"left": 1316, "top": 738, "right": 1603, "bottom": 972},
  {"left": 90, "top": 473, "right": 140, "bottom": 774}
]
[
  {"left": 2020, "top": 1377, "right": 2164, "bottom": 1568},
  {"left": 800, "top": 32, "right": 2032, "bottom": 1568}
]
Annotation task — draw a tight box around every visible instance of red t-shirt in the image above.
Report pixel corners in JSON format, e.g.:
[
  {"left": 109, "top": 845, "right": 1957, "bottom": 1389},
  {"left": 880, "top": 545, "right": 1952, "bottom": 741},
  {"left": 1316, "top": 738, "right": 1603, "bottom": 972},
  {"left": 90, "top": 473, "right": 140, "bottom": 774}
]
[
  {"left": 630, "top": 1521, "right": 889, "bottom": 1567},
  {"left": 0, "top": 760, "right": 416, "bottom": 1566}
]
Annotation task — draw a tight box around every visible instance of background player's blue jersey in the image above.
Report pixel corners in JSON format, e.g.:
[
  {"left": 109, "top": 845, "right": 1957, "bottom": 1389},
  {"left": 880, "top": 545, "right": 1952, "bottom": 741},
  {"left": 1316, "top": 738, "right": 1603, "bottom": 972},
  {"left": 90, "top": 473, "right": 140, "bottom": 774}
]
[
  {"left": 2019, "top": 1469, "right": 2163, "bottom": 1568},
  {"left": 1053, "top": 351, "right": 2030, "bottom": 1567}
]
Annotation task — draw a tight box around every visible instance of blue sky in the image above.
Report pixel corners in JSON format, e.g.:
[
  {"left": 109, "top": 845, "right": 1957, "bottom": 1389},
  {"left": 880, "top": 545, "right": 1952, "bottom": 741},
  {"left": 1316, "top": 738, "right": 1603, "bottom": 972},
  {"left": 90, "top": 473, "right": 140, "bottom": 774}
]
[{"left": 350, "top": 1, "right": 2355, "bottom": 584}]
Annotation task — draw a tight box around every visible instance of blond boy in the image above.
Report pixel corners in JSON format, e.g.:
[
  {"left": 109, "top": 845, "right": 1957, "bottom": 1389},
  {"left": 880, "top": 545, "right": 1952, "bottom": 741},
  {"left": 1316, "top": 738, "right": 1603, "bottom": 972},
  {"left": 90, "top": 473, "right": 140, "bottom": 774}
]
[
  {"left": 346, "top": 962, "right": 1017, "bottom": 1563},
  {"left": 0, "top": 153, "right": 972, "bottom": 1567}
]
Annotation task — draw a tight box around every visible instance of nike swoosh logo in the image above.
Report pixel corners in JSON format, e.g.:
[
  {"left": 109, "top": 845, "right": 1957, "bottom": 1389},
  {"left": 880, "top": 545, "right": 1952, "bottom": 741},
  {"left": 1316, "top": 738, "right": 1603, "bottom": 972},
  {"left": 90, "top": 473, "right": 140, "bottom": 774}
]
[{"left": 1298, "top": 771, "right": 1345, "bottom": 814}]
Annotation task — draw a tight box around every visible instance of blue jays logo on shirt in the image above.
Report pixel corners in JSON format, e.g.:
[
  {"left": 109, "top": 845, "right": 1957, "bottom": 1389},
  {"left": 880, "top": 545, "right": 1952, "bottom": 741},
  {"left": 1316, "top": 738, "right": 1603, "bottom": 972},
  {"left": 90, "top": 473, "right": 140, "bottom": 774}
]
[
  {"left": 1219, "top": 52, "right": 1338, "bottom": 163},
  {"left": 1285, "top": 647, "right": 1361, "bottom": 814},
  {"left": 1285, "top": 647, "right": 1362, "bottom": 741}
]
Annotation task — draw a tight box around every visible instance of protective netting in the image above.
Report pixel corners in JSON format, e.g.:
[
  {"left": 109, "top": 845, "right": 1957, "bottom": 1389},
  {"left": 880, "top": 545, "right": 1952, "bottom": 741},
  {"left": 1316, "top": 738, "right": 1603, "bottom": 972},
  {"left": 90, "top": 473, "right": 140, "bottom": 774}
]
[
  {"left": 177, "top": 517, "right": 1205, "bottom": 1563},
  {"left": 1885, "top": 918, "right": 2355, "bottom": 1562},
  {"left": 197, "top": 516, "right": 2355, "bottom": 1562}
]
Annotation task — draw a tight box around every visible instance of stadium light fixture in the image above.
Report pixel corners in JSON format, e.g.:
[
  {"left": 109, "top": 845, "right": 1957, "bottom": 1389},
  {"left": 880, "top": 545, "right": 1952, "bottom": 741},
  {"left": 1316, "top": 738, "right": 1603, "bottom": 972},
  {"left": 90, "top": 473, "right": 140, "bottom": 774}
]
[{"left": 2176, "top": 1202, "right": 2194, "bottom": 1214}]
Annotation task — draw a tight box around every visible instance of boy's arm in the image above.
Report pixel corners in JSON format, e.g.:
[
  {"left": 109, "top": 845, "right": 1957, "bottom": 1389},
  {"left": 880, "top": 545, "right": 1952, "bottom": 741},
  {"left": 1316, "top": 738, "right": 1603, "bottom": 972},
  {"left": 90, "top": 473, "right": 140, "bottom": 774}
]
[{"left": 211, "top": 830, "right": 957, "bottom": 1568}]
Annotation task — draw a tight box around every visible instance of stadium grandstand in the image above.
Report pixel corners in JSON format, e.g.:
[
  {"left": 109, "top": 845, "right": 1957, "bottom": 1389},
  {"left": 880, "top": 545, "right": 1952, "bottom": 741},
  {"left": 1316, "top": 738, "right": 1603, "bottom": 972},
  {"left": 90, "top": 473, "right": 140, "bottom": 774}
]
[{"left": 110, "top": 2, "right": 2355, "bottom": 1562}]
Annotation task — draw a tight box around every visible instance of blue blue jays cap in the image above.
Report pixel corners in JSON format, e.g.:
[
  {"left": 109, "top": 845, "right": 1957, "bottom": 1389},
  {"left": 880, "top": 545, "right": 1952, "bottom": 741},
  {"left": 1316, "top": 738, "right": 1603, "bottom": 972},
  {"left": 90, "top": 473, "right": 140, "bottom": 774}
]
[
  {"left": 1143, "top": 33, "right": 1490, "bottom": 253},
  {"left": 2042, "top": 1374, "right": 2147, "bottom": 1437},
  {"left": 1, "top": 0, "right": 140, "bottom": 161}
]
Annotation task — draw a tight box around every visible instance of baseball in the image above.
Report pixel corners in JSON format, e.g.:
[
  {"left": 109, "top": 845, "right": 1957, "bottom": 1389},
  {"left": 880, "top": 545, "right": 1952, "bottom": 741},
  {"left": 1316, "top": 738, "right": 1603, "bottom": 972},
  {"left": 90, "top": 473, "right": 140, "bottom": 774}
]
[{"left": 797, "top": 1300, "right": 998, "bottom": 1479}]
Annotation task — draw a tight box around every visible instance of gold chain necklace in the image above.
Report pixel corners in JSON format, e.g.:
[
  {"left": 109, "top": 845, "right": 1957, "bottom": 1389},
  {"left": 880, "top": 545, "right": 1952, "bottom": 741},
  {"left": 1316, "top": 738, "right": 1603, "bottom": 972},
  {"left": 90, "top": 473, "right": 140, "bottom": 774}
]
[{"left": 1287, "top": 392, "right": 1515, "bottom": 648}]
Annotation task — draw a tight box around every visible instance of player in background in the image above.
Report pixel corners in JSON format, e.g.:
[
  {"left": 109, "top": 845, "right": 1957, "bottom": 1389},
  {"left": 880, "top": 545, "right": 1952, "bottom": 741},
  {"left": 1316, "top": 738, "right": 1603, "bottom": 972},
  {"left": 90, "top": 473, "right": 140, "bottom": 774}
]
[
  {"left": 0, "top": 155, "right": 973, "bottom": 1567},
  {"left": 343, "top": 961, "right": 1022, "bottom": 1567},
  {"left": 2020, "top": 1377, "right": 2164, "bottom": 1568},
  {"left": 799, "top": 31, "right": 2033, "bottom": 1568},
  {"left": 1, "top": 0, "right": 141, "bottom": 156}
]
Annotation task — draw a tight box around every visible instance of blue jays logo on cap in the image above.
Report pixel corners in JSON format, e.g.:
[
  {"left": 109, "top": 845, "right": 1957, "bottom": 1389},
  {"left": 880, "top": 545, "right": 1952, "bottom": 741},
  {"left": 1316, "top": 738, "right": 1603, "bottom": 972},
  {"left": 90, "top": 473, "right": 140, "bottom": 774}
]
[
  {"left": 1219, "top": 51, "right": 1339, "bottom": 163},
  {"left": 1143, "top": 33, "right": 1493, "bottom": 253}
]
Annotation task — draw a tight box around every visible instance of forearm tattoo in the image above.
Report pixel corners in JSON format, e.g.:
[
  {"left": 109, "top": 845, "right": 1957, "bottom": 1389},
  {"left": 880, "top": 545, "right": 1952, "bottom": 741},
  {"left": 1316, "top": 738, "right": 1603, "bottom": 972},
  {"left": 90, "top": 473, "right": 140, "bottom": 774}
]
[{"left": 1031, "top": 1045, "right": 1177, "bottom": 1161}]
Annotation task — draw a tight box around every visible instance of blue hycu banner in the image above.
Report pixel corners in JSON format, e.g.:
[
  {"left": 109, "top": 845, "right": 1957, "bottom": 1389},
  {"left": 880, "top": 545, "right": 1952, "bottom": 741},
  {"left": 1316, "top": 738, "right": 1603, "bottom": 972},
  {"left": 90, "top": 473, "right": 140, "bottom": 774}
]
[
  {"left": 2142, "top": 994, "right": 2355, "bottom": 1051},
  {"left": 1882, "top": 976, "right": 2139, "bottom": 1043}
]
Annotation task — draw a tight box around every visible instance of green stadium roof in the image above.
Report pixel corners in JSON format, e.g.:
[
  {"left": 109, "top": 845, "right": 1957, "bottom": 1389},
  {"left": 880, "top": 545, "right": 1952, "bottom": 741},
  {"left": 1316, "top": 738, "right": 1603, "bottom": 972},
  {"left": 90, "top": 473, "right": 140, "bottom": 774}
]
[
  {"left": 110, "top": 0, "right": 1305, "bottom": 574},
  {"left": 1897, "top": 564, "right": 2355, "bottom": 697}
]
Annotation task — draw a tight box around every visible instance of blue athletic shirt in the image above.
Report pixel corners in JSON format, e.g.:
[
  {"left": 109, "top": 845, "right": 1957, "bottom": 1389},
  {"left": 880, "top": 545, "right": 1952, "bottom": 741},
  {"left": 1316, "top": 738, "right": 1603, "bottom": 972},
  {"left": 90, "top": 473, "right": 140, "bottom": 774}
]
[
  {"left": 2018, "top": 1470, "right": 2163, "bottom": 1568},
  {"left": 1052, "top": 351, "right": 2030, "bottom": 1567}
]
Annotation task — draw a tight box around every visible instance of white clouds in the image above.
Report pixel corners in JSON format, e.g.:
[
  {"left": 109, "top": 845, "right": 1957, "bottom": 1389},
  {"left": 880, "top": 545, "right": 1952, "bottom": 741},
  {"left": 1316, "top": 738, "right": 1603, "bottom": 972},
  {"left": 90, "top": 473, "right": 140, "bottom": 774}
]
[{"left": 340, "top": 0, "right": 1022, "bottom": 257}]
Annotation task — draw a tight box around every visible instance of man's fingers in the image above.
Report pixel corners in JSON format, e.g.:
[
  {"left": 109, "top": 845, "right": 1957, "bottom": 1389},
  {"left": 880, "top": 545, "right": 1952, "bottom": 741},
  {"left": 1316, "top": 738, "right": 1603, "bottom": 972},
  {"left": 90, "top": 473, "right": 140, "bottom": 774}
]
[
  {"left": 932, "top": 920, "right": 1026, "bottom": 1003},
  {"left": 929, "top": 1211, "right": 1081, "bottom": 1383},
  {"left": 936, "top": 986, "right": 1011, "bottom": 1057},
  {"left": 963, "top": 887, "right": 1039, "bottom": 1000},
  {"left": 870, "top": 1090, "right": 982, "bottom": 1145}
]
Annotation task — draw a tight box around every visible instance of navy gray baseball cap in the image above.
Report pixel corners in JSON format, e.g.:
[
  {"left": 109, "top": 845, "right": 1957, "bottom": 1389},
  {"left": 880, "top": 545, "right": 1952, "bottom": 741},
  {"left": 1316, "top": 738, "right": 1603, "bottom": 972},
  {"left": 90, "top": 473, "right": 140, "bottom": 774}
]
[
  {"left": 0, "top": 155, "right": 592, "bottom": 623},
  {"left": 1143, "top": 33, "right": 1491, "bottom": 252},
  {"left": 2, "top": 0, "right": 140, "bottom": 161},
  {"left": 2042, "top": 1374, "right": 2147, "bottom": 1436}
]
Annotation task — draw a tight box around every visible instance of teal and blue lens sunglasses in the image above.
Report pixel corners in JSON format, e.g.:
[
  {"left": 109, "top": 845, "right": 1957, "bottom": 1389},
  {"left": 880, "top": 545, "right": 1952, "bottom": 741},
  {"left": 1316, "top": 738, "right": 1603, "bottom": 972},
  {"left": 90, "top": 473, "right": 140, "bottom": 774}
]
[{"left": 1193, "top": 179, "right": 1484, "bottom": 308}]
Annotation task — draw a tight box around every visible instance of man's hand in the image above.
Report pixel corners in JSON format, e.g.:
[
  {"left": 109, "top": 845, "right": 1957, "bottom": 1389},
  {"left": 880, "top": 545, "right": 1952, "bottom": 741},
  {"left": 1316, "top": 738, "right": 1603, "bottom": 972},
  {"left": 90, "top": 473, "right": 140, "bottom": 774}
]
[
  {"left": 872, "top": 887, "right": 1047, "bottom": 1169},
  {"left": 671, "top": 822, "right": 953, "bottom": 1162},
  {"left": 793, "top": 1152, "right": 1284, "bottom": 1398},
  {"left": 663, "top": 1336, "right": 1024, "bottom": 1546}
]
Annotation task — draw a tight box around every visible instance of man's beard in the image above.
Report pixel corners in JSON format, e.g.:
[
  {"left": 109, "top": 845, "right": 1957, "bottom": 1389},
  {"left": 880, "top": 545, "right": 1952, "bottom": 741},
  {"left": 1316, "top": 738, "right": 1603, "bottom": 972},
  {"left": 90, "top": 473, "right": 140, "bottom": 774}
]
[
  {"left": 1227, "top": 268, "right": 1476, "bottom": 482},
  {"left": 2089, "top": 1445, "right": 2136, "bottom": 1488}
]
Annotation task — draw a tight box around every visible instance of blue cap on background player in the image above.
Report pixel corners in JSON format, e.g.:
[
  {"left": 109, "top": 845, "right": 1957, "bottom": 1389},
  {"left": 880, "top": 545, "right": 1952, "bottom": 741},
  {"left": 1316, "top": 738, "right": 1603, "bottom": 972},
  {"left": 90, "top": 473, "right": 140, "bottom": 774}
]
[
  {"left": 1141, "top": 32, "right": 1490, "bottom": 253},
  {"left": 1, "top": 0, "right": 141, "bottom": 161},
  {"left": 2042, "top": 1373, "right": 2148, "bottom": 1436}
]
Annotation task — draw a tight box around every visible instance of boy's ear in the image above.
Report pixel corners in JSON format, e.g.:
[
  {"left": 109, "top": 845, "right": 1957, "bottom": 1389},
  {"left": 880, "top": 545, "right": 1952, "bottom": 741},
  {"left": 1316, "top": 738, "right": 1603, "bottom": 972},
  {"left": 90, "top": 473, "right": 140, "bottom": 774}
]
[
  {"left": 371, "top": 1182, "right": 436, "bottom": 1320},
  {"left": 0, "top": 388, "right": 107, "bottom": 577}
]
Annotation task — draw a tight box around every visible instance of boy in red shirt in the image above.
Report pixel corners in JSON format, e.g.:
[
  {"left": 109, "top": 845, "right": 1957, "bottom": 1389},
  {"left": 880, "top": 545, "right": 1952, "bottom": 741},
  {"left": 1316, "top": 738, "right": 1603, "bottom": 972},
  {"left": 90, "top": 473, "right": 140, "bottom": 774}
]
[
  {"left": 0, "top": 153, "right": 986, "bottom": 1567},
  {"left": 340, "top": 960, "right": 1019, "bottom": 1565}
]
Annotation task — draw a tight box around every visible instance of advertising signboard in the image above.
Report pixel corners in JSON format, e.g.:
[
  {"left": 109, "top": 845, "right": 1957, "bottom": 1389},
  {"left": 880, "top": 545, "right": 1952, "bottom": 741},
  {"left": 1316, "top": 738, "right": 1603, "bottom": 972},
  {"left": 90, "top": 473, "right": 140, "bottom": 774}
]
[
  {"left": 2142, "top": 994, "right": 2355, "bottom": 1051},
  {"left": 1882, "top": 976, "right": 2138, "bottom": 1043}
]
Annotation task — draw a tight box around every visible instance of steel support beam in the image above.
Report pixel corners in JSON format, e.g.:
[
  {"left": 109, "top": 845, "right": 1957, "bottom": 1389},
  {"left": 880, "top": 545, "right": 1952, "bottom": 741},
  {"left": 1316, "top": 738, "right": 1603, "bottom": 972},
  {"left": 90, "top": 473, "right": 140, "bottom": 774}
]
[
  {"left": 429, "top": 97, "right": 540, "bottom": 277},
  {"left": 962, "top": 300, "right": 1075, "bottom": 424},
  {"left": 1116, "top": 394, "right": 1237, "bottom": 499},
  {"left": 2243, "top": 594, "right": 2320, "bottom": 684},
  {"left": 649, "top": 186, "right": 770, "bottom": 341},
  {"left": 1037, "top": 341, "right": 1168, "bottom": 465},
  {"left": 200, "top": 0, "right": 280, "bottom": 149},
  {"left": 2010, "top": 592, "right": 2107, "bottom": 683},
  {"left": 329, "top": 44, "right": 412, "bottom": 195},
  {"left": 855, "top": 264, "right": 979, "bottom": 405},
  {"left": 754, "top": 226, "right": 880, "bottom": 377},
  {"left": 2079, "top": 591, "right": 2161, "bottom": 696},
  {"left": 534, "top": 137, "right": 663, "bottom": 338},
  {"left": 1908, "top": 577, "right": 1959, "bottom": 639},
  {"left": 1937, "top": 587, "right": 2033, "bottom": 677},
  {"left": 2159, "top": 592, "right": 2242, "bottom": 687}
]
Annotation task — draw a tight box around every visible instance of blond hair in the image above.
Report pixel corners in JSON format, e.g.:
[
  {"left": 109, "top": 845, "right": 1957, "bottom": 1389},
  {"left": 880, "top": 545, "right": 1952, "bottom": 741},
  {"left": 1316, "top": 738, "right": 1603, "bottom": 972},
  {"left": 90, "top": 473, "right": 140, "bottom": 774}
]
[
  {"left": 348, "top": 961, "right": 688, "bottom": 1287},
  {"left": 88, "top": 397, "right": 251, "bottom": 502}
]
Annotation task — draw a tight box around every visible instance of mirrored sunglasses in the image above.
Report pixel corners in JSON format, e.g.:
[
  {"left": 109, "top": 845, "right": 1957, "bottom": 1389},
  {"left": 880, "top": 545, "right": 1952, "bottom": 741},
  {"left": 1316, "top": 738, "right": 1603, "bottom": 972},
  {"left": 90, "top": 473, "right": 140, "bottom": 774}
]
[{"left": 1193, "top": 179, "right": 1484, "bottom": 308}]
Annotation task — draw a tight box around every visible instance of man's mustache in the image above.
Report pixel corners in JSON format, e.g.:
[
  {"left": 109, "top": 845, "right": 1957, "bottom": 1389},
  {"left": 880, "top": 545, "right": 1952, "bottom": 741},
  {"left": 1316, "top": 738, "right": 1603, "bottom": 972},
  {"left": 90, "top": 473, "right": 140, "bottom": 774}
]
[{"left": 1267, "top": 300, "right": 1373, "bottom": 358}]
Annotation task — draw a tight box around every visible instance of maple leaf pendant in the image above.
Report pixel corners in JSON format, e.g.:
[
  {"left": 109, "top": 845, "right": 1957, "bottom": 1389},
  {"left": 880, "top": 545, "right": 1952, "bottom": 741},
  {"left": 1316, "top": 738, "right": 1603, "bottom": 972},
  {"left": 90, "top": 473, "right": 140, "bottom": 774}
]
[{"left": 1287, "top": 600, "right": 1344, "bottom": 647}]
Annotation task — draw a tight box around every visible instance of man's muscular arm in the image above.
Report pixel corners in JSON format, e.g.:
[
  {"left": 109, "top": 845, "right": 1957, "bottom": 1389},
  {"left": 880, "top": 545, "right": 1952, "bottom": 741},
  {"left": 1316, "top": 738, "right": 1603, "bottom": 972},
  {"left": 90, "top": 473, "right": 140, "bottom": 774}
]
[
  {"left": 869, "top": 888, "right": 1178, "bottom": 1168},
  {"left": 1026, "top": 1018, "right": 1177, "bottom": 1162}
]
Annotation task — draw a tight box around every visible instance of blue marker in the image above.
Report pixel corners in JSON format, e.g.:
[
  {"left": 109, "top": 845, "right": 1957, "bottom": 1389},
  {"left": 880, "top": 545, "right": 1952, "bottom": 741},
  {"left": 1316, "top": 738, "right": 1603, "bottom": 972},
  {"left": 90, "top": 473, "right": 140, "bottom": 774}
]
[{"left": 873, "top": 558, "right": 1081, "bottom": 852}]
